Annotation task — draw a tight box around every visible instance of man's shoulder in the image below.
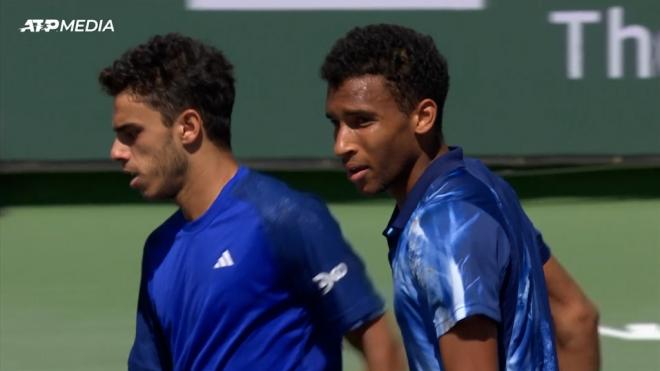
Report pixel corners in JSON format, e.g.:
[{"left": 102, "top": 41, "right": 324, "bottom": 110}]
[
  {"left": 413, "top": 167, "right": 508, "bottom": 234},
  {"left": 462, "top": 157, "right": 519, "bottom": 200},
  {"left": 422, "top": 165, "right": 496, "bottom": 208},
  {"left": 237, "top": 170, "right": 348, "bottom": 270},
  {"left": 236, "top": 169, "right": 331, "bottom": 226}
]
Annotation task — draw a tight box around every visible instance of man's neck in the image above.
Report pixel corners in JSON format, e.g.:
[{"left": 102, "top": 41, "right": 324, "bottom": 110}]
[
  {"left": 391, "top": 143, "right": 449, "bottom": 208},
  {"left": 176, "top": 147, "right": 239, "bottom": 221}
]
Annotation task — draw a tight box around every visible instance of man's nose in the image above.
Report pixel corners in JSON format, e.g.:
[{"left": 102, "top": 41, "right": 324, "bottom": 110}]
[
  {"left": 333, "top": 123, "right": 356, "bottom": 159},
  {"left": 110, "top": 138, "right": 129, "bottom": 162}
]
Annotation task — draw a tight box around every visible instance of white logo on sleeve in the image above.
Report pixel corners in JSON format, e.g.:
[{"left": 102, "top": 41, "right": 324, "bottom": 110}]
[
  {"left": 312, "top": 262, "right": 348, "bottom": 295},
  {"left": 213, "top": 250, "right": 234, "bottom": 269}
]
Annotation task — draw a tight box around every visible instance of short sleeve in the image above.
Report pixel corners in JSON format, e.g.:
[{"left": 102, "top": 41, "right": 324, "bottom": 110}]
[
  {"left": 479, "top": 163, "right": 552, "bottom": 265},
  {"left": 273, "top": 196, "right": 385, "bottom": 335},
  {"left": 407, "top": 201, "right": 510, "bottom": 338},
  {"left": 518, "top": 208, "right": 552, "bottom": 264},
  {"left": 534, "top": 228, "right": 551, "bottom": 264}
]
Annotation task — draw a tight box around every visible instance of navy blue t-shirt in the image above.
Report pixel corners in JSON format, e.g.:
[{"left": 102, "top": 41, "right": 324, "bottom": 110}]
[{"left": 128, "top": 167, "right": 384, "bottom": 370}]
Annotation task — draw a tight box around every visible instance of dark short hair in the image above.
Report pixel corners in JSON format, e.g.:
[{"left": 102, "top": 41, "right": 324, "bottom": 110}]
[
  {"left": 99, "top": 33, "right": 235, "bottom": 149},
  {"left": 321, "top": 24, "right": 449, "bottom": 137}
]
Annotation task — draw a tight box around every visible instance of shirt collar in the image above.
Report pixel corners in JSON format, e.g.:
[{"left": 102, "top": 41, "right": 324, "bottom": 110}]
[{"left": 383, "top": 146, "right": 465, "bottom": 250}]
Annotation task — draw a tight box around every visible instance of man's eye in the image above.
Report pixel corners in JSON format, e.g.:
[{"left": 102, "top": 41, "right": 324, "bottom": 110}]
[
  {"left": 118, "top": 128, "right": 140, "bottom": 144},
  {"left": 353, "top": 117, "right": 374, "bottom": 127}
]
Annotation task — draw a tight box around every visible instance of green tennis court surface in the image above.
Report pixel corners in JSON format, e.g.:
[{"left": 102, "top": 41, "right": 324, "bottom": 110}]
[{"left": 1, "top": 187, "right": 659, "bottom": 369}]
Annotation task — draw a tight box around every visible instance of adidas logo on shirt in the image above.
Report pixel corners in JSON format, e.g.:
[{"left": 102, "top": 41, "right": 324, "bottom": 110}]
[{"left": 213, "top": 250, "right": 234, "bottom": 269}]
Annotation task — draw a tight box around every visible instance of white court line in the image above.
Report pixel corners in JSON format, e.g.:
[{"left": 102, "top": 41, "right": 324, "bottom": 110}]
[
  {"left": 186, "top": 0, "right": 486, "bottom": 11},
  {"left": 599, "top": 323, "right": 660, "bottom": 341}
]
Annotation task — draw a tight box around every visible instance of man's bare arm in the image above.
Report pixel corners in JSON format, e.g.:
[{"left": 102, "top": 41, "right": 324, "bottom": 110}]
[
  {"left": 345, "top": 314, "right": 406, "bottom": 371},
  {"left": 544, "top": 256, "right": 600, "bottom": 371},
  {"left": 438, "top": 315, "right": 498, "bottom": 371}
]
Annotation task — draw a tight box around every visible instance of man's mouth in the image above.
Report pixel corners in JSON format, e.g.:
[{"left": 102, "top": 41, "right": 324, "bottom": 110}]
[
  {"left": 346, "top": 164, "right": 369, "bottom": 182},
  {"left": 124, "top": 170, "right": 140, "bottom": 189}
]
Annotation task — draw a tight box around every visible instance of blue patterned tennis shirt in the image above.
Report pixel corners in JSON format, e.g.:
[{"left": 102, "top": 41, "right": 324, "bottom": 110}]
[{"left": 384, "top": 147, "right": 558, "bottom": 371}]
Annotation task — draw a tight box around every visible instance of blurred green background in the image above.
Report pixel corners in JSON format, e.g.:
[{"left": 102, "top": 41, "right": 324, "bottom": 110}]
[{"left": 1, "top": 0, "right": 659, "bottom": 162}]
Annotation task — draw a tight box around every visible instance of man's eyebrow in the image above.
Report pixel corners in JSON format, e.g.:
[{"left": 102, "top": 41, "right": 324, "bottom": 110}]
[
  {"left": 113, "top": 122, "right": 138, "bottom": 133},
  {"left": 325, "top": 109, "right": 376, "bottom": 119},
  {"left": 344, "top": 109, "right": 376, "bottom": 117}
]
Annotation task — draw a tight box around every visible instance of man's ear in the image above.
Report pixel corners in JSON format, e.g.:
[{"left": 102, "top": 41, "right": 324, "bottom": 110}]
[
  {"left": 412, "top": 99, "right": 437, "bottom": 135},
  {"left": 176, "top": 109, "right": 203, "bottom": 145}
]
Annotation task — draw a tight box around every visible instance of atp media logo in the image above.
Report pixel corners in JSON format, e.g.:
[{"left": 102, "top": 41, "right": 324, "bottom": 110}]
[{"left": 19, "top": 19, "right": 115, "bottom": 33}]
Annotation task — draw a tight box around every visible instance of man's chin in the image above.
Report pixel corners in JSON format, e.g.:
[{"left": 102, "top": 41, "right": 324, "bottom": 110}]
[
  {"left": 139, "top": 188, "right": 171, "bottom": 201},
  {"left": 139, "top": 191, "right": 160, "bottom": 201},
  {"left": 354, "top": 182, "right": 384, "bottom": 196}
]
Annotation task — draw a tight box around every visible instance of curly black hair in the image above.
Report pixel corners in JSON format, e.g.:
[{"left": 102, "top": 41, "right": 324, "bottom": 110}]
[
  {"left": 321, "top": 24, "right": 449, "bottom": 137},
  {"left": 99, "top": 33, "right": 235, "bottom": 149}
]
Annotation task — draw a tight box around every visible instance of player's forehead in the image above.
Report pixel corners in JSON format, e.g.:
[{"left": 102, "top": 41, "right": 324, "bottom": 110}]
[
  {"left": 326, "top": 75, "right": 397, "bottom": 115},
  {"left": 112, "top": 92, "right": 159, "bottom": 129}
]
